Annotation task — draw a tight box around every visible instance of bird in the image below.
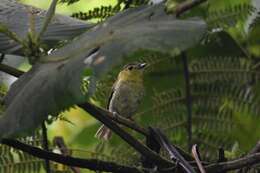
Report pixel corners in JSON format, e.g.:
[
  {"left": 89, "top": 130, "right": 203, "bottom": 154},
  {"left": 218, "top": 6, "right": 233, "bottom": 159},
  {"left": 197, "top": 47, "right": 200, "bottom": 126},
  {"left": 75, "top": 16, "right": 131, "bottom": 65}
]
[
  {"left": 95, "top": 62, "right": 147, "bottom": 140},
  {"left": 0, "top": 0, "right": 94, "bottom": 56}
]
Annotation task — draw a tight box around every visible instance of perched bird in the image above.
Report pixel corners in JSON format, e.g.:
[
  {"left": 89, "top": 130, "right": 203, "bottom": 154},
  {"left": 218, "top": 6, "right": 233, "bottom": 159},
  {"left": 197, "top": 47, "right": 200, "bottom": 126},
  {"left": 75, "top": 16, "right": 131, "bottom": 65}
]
[
  {"left": 95, "top": 62, "right": 147, "bottom": 140},
  {"left": 0, "top": 0, "right": 93, "bottom": 55}
]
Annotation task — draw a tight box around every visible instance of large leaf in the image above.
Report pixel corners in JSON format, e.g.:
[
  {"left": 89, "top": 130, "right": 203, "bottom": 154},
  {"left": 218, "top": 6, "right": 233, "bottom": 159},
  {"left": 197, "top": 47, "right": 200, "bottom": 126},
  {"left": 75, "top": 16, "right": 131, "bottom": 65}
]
[
  {"left": 0, "top": 3, "right": 206, "bottom": 138},
  {"left": 0, "top": 0, "right": 93, "bottom": 55}
]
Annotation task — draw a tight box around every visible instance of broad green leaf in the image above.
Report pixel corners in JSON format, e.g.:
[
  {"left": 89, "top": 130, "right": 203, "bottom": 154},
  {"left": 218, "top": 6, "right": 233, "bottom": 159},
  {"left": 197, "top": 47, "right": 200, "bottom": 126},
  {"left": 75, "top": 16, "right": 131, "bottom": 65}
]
[
  {"left": 0, "top": 0, "right": 93, "bottom": 55},
  {"left": 0, "top": 4, "right": 206, "bottom": 138}
]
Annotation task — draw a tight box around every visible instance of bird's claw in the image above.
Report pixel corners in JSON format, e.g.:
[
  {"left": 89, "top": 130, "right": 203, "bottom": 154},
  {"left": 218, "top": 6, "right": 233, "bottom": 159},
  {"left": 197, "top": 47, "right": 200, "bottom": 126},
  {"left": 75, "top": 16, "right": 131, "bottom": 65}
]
[{"left": 112, "top": 112, "right": 118, "bottom": 119}]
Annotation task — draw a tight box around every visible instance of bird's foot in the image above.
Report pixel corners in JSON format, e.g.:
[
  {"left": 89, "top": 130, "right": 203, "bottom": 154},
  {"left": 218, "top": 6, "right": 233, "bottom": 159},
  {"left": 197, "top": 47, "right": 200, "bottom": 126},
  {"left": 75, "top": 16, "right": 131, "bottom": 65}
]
[{"left": 112, "top": 112, "right": 118, "bottom": 119}]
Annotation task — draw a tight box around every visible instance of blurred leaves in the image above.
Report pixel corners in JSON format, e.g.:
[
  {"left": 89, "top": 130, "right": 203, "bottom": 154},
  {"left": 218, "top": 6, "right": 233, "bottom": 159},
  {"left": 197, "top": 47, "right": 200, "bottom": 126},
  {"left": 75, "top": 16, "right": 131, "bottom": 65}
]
[
  {"left": 0, "top": 0, "right": 93, "bottom": 56},
  {"left": 0, "top": 131, "right": 44, "bottom": 173},
  {"left": 0, "top": 4, "right": 206, "bottom": 140},
  {"left": 1, "top": 0, "right": 260, "bottom": 172}
]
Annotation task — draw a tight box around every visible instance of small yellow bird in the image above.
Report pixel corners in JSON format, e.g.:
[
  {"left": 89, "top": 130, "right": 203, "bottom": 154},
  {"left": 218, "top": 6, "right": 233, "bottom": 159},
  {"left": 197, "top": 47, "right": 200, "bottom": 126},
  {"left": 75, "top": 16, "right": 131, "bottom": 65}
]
[{"left": 95, "top": 62, "right": 147, "bottom": 140}]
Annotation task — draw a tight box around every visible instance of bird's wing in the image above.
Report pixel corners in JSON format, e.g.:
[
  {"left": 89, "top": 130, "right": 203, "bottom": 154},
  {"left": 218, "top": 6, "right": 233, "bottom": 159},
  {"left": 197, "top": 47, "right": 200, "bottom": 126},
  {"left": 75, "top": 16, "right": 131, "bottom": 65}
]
[{"left": 106, "top": 81, "right": 116, "bottom": 110}]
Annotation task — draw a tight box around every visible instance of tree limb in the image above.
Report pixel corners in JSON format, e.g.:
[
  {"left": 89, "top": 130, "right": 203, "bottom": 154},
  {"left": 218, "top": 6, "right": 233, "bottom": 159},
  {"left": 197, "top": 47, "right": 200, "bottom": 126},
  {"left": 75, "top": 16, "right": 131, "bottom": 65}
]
[
  {"left": 1, "top": 138, "right": 144, "bottom": 173},
  {"left": 175, "top": 0, "right": 207, "bottom": 17},
  {"left": 236, "top": 141, "right": 260, "bottom": 173},
  {"left": 0, "top": 63, "right": 24, "bottom": 77},
  {"left": 78, "top": 102, "right": 173, "bottom": 167},
  {"left": 150, "top": 128, "right": 196, "bottom": 173},
  {"left": 0, "top": 63, "right": 192, "bottom": 163},
  {"left": 53, "top": 136, "right": 81, "bottom": 173},
  {"left": 41, "top": 122, "right": 51, "bottom": 173},
  {"left": 192, "top": 144, "right": 205, "bottom": 173},
  {"left": 205, "top": 152, "right": 260, "bottom": 173}
]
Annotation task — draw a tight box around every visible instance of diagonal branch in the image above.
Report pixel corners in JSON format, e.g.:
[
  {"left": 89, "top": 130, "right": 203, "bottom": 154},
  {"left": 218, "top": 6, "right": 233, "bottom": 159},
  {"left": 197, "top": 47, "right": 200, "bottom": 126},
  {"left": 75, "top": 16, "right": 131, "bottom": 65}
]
[
  {"left": 81, "top": 102, "right": 194, "bottom": 162},
  {"left": 205, "top": 152, "right": 260, "bottom": 173},
  {"left": 150, "top": 128, "right": 196, "bottom": 173},
  {"left": 38, "top": 0, "right": 58, "bottom": 39},
  {"left": 0, "top": 23, "right": 25, "bottom": 47},
  {"left": 0, "top": 63, "right": 193, "bottom": 163},
  {"left": 192, "top": 144, "right": 205, "bottom": 173},
  {"left": 175, "top": 0, "right": 207, "bottom": 17},
  {"left": 1, "top": 138, "right": 144, "bottom": 173},
  {"left": 41, "top": 122, "right": 51, "bottom": 173},
  {"left": 78, "top": 102, "right": 173, "bottom": 167},
  {"left": 0, "top": 63, "right": 24, "bottom": 77},
  {"left": 53, "top": 136, "right": 81, "bottom": 173}
]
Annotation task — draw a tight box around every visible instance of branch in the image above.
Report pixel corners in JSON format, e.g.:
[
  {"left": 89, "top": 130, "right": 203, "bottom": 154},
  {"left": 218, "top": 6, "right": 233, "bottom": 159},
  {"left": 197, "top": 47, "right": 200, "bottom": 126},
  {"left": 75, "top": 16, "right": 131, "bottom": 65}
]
[
  {"left": 0, "top": 62, "right": 192, "bottom": 165},
  {"left": 79, "top": 102, "right": 194, "bottom": 162},
  {"left": 175, "top": 0, "right": 207, "bottom": 17},
  {"left": 236, "top": 141, "right": 260, "bottom": 173},
  {"left": 0, "top": 23, "right": 25, "bottom": 47},
  {"left": 205, "top": 152, "right": 260, "bottom": 173},
  {"left": 78, "top": 102, "right": 173, "bottom": 167},
  {"left": 0, "top": 63, "right": 24, "bottom": 77},
  {"left": 248, "top": 141, "right": 260, "bottom": 155},
  {"left": 53, "top": 136, "right": 81, "bottom": 173},
  {"left": 192, "top": 145, "right": 205, "bottom": 173},
  {"left": 38, "top": 0, "right": 58, "bottom": 39},
  {"left": 150, "top": 128, "right": 196, "bottom": 173},
  {"left": 1, "top": 138, "right": 144, "bottom": 173},
  {"left": 41, "top": 122, "right": 51, "bottom": 173},
  {"left": 94, "top": 105, "right": 149, "bottom": 136}
]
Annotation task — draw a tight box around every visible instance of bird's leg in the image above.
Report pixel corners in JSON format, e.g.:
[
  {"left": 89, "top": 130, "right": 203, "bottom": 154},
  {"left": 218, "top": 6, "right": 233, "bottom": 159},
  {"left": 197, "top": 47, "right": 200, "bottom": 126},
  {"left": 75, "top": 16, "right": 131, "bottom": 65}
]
[{"left": 128, "top": 117, "right": 135, "bottom": 122}]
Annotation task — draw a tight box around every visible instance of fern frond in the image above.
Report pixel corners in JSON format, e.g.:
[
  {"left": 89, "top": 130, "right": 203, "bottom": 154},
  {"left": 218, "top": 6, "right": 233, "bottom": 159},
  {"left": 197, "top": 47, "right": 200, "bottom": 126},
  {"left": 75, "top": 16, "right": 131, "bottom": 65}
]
[
  {"left": 71, "top": 0, "right": 150, "bottom": 21},
  {"left": 59, "top": 0, "right": 80, "bottom": 5},
  {"left": 249, "top": 11, "right": 260, "bottom": 29},
  {"left": 207, "top": 3, "right": 256, "bottom": 29},
  {"left": 193, "top": 131, "right": 234, "bottom": 160},
  {"left": 190, "top": 56, "right": 252, "bottom": 85},
  {"left": 72, "top": 5, "right": 115, "bottom": 21},
  {"left": 0, "top": 132, "right": 44, "bottom": 173}
]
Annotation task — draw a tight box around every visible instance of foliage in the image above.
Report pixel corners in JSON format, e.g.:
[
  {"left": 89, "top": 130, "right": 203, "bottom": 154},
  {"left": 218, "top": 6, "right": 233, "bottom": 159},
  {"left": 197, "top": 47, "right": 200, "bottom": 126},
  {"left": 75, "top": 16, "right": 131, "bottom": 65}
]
[
  {"left": 0, "top": 131, "right": 43, "bottom": 173},
  {"left": 71, "top": 0, "right": 150, "bottom": 21},
  {"left": 83, "top": 0, "right": 260, "bottom": 164},
  {"left": 0, "top": 0, "right": 260, "bottom": 172}
]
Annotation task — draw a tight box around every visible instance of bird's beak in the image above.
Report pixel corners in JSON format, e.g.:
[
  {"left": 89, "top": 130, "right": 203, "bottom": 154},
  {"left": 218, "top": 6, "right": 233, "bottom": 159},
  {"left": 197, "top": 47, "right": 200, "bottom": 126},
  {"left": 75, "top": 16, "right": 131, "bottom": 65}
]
[{"left": 138, "top": 63, "right": 147, "bottom": 69}]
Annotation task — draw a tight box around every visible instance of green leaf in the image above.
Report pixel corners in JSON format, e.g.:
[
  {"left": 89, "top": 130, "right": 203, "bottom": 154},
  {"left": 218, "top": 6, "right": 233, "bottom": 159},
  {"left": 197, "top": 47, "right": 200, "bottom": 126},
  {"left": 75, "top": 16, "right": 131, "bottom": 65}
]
[{"left": 0, "top": 4, "right": 206, "bottom": 138}]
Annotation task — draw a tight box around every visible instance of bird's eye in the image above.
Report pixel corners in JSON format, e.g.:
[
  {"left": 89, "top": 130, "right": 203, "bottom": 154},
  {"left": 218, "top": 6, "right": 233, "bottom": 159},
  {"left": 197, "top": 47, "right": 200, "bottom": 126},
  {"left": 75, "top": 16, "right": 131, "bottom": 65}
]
[{"left": 128, "top": 66, "right": 133, "bottom": 70}]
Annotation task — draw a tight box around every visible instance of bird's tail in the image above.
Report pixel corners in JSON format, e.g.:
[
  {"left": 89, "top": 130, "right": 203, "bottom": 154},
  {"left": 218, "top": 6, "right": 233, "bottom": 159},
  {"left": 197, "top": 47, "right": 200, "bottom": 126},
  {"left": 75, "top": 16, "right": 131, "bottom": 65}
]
[{"left": 95, "top": 125, "right": 112, "bottom": 140}]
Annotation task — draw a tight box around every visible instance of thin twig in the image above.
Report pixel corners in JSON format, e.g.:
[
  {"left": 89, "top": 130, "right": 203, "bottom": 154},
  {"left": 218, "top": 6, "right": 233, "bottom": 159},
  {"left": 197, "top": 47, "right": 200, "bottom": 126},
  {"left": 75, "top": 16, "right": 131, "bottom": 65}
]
[
  {"left": 150, "top": 128, "right": 196, "bottom": 173},
  {"left": 53, "top": 136, "right": 81, "bottom": 173},
  {"left": 1, "top": 138, "right": 144, "bottom": 173},
  {"left": 38, "top": 0, "right": 58, "bottom": 39},
  {"left": 175, "top": 0, "right": 207, "bottom": 17},
  {"left": 192, "top": 145, "right": 206, "bottom": 173},
  {"left": 0, "top": 23, "right": 25, "bottom": 47}
]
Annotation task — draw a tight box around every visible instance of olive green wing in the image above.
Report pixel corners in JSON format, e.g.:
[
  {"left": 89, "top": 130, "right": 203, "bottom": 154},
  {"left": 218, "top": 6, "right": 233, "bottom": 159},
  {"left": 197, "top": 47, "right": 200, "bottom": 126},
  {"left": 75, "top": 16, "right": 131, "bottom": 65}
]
[{"left": 106, "top": 81, "right": 117, "bottom": 110}]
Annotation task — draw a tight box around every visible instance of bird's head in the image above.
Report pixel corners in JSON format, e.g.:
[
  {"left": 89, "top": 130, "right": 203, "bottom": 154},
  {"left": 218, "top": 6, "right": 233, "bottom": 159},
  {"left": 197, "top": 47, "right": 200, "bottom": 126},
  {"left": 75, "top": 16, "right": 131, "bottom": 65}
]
[{"left": 118, "top": 62, "right": 147, "bottom": 82}]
